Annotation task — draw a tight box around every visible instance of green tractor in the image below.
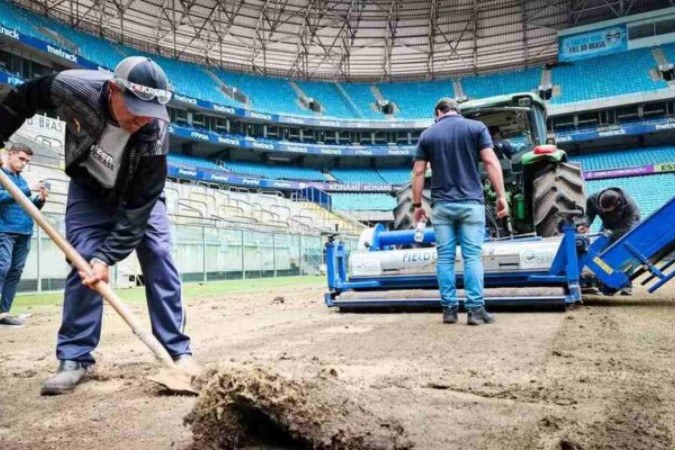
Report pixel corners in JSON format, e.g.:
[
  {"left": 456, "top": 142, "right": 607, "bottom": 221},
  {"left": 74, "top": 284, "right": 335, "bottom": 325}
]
[{"left": 394, "top": 93, "right": 586, "bottom": 238}]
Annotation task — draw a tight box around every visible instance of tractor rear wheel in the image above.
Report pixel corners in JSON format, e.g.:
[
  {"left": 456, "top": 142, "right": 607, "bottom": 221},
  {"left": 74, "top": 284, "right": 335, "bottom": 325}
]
[
  {"left": 532, "top": 162, "right": 586, "bottom": 237},
  {"left": 393, "top": 182, "right": 432, "bottom": 231}
]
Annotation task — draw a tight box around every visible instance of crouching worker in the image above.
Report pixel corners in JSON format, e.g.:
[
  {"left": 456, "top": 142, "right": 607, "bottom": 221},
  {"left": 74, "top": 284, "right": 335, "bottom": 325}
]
[
  {"left": 0, "top": 57, "right": 202, "bottom": 395},
  {"left": 578, "top": 187, "right": 640, "bottom": 295},
  {"left": 0, "top": 143, "right": 49, "bottom": 326},
  {"left": 577, "top": 188, "right": 640, "bottom": 242}
]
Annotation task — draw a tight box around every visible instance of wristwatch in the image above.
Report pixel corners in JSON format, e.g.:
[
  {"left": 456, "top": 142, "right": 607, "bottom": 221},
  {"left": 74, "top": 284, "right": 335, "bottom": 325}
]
[{"left": 412, "top": 202, "right": 422, "bottom": 209}]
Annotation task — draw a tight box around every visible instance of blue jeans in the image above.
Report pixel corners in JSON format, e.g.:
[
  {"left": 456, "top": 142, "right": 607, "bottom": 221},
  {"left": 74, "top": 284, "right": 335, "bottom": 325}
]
[
  {"left": 432, "top": 202, "right": 485, "bottom": 309},
  {"left": 0, "top": 233, "right": 32, "bottom": 313}
]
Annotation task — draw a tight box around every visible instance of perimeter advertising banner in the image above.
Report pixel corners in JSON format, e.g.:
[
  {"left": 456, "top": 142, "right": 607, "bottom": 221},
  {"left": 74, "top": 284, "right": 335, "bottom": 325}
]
[{"left": 559, "top": 25, "right": 627, "bottom": 62}]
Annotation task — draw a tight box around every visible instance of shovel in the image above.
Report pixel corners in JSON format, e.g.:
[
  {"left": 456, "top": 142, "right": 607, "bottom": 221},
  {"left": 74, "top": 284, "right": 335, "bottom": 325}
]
[{"left": 0, "top": 165, "right": 200, "bottom": 395}]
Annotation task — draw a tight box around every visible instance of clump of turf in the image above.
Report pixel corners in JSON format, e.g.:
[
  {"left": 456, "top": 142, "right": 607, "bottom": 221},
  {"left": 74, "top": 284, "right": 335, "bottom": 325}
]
[{"left": 184, "top": 368, "right": 413, "bottom": 450}]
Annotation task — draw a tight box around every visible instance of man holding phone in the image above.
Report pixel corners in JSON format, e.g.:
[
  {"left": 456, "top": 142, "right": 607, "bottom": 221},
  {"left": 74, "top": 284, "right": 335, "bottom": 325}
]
[{"left": 0, "top": 143, "right": 48, "bottom": 326}]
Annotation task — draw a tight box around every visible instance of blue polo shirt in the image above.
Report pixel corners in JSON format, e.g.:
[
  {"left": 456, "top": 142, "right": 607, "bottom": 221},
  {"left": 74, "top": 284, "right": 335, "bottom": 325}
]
[{"left": 414, "top": 114, "right": 493, "bottom": 204}]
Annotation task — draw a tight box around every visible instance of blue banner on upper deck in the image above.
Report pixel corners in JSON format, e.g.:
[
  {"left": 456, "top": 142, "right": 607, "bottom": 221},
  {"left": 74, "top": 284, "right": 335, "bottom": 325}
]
[{"left": 559, "top": 25, "right": 627, "bottom": 62}]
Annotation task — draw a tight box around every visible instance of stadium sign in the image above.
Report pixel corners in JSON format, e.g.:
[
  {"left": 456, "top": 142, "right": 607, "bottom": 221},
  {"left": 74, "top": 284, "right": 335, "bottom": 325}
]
[
  {"left": 174, "top": 94, "right": 199, "bottom": 106},
  {"left": 555, "top": 118, "right": 675, "bottom": 143},
  {"left": 559, "top": 25, "right": 627, "bottom": 62},
  {"left": 189, "top": 131, "right": 209, "bottom": 141},
  {"left": 0, "top": 25, "right": 20, "bottom": 40},
  {"left": 0, "top": 72, "right": 24, "bottom": 87},
  {"left": 217, "top": 136, "right": 240, "bottom": 146},
  {"left": 46, "top": 45, "right": 78, "bottom": 63},
  {"left": 166, "top": 164, "right": 398, "bottom": 192},
  {"left": 583, "top": 162, "right": 675, "bottom": 180},
  {"left": 213, "top": 105, "right": 236, "bottom": 114},
  {"left": 167, "top": 124, "right": 415, "bottom": 157}
]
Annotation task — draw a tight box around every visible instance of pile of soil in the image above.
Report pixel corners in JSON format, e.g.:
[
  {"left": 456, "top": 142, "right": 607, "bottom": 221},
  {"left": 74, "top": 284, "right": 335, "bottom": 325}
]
[{"left": 184, "top": 368, "right": 413, "bottom": 450}]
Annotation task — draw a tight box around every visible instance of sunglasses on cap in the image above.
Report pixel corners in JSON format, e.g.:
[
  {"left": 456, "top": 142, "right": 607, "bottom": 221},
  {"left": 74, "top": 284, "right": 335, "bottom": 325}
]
[{"left": 114, "top": 77, "right": 172, "bottom": 104}]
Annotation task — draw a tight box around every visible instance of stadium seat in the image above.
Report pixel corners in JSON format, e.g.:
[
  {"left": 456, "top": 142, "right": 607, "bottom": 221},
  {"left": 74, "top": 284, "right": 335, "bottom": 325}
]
[
  {"left": 295, "top": 81, "right": 355, "bottom": 118},
  {"left": 340, "top": 83, "right": 386, "bottom": 119},
  {"left": 550, "top": 48, "right": 667, "bottom": 104},
  {"left": 461, "top": 67, "right": 541, "bottom": 99},
  {"left": 214, "top": 70, "right": 303, "bottom": 116},
  {"left": 377, "top": 80, "right": 454, "bottom": 119},
  {"left": 331, "top": 193, "right": 397, "bottom": 211},
  {"left": 330, "top": 169, "right": 386, "bottom": 184},
  {"left": 222, "top": 161, "right": 328, "bottom": 181},
  {"left": 569, "top": 146, "right": 675, "bottom": 172}
]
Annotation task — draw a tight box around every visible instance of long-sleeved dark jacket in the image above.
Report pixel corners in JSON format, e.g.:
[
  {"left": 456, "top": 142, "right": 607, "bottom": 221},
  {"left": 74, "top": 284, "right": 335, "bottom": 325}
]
[
  {"left": 582, "top": 187, "right": 640, "bottom": 240},
  {"left": 0, "top": 70, "right": 169, "bottom": 265}
]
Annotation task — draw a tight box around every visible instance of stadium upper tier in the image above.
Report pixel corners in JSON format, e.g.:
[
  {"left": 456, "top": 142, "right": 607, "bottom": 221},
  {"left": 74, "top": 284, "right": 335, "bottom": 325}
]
[{"left": 1, "top": 2, "right": 673, "bottom": 122}]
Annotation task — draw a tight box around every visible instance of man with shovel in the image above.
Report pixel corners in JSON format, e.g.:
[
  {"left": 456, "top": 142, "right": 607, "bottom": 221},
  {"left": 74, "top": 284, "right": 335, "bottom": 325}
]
[{"left": 0, "top": 56, "right": 200, "bottom": 395}]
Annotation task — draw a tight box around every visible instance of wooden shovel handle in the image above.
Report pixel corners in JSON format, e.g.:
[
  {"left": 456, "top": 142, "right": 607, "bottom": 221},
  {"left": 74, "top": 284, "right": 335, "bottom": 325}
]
[{"left": 0, "top": 167, "right": 174, "bottom": 368}]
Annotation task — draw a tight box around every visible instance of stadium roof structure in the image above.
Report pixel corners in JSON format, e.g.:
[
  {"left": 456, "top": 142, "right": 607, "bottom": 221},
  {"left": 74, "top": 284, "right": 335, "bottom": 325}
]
[{"left": 12, "top": 0, "right": 672, "bottom": 81}]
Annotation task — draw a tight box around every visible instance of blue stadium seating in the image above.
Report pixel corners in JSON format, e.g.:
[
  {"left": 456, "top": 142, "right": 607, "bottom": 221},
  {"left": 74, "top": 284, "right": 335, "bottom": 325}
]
[
  {"left": 569, "top": 146, "right": 675, "bottom": 172},
  {"left": 378, "top": 80, "right": 454, "bottom": 119},
  {"left": 295, "top": 81, "right": 355, "bottom": 118},
  {"left": 214, "top": 70, "right": 303, "bottom": 115},
  {"left": 331, "top": 193, "right": 397, "bottom": 211},
  {"left": 340, "top": 83, "right": 385, "bottom": 120},
  {"left": 167, "top": 153, "right": 221, "bottom": 171},
  {"left": 550, "top": 47, "right": 666, "bottom": 104},
  {"left": 331, "top": 168, "right": 386, "bottom": 184},
  {"left": 146, "top": 54, "right": 235, "bottom": 106},
  {"left": 377, "top": 168, "right": 410, "bottom": 184},
  {"left": 461, "top": 67, "right": 541, "bottom": 99},
  {"left": 222, "top": 161, "right": 328, "bottom": 181}
]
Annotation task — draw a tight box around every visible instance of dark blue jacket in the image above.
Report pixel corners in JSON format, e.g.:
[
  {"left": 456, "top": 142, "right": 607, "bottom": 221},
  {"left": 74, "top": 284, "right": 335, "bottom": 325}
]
[{"left": 0, "top": 168, "right": 45, "bottom": 235}]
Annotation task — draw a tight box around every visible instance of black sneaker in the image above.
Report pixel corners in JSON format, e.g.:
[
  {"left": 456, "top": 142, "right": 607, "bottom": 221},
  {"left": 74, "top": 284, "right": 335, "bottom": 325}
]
[
  {"left": 40, "top": 360, "right": 87, "bottom": 396},
  {"left": 467, "top": 307, "right": 495, "bottom": 326},
  {"left": 442, "top": 306, "right": 459, "bottom": 324},
  {"left": 0, "top": 315, "right": 25, "bottom": 326}
]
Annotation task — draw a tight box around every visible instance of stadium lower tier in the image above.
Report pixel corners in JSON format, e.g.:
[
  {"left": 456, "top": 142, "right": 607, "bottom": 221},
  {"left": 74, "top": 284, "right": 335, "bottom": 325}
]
[{"left": 167, "top": 145, "right": 675, "bottom": 185}]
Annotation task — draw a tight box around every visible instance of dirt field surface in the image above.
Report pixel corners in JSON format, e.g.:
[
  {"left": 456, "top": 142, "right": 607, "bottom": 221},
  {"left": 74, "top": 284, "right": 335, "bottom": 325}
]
[{"left": 1, "top": 279, "right": 675, "bottom": 450}]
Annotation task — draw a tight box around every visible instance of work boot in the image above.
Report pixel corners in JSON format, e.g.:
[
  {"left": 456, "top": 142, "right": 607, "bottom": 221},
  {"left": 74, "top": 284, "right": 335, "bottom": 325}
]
[
  {"left": 0, "top": 315, "right": 25, "bottom": 326},
  {"left": 173, "top": 354, "right": 205, "bottom": 377},
  {"left": 442, "top": 306, "right": 459, "bottom": 324},
  {"left": 467, "top": 307, "right": 495, "bottom": 326},
  {"left": 41, "top": 360, "right": 86, "bottom": 396}
]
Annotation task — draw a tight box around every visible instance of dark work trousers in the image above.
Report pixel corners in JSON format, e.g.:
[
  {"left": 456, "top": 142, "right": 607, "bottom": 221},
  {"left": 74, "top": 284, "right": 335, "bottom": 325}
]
[
  {"left": 56, "top": 181, "right": 191, "bottom": 366},
  {"left": 0, "top": 233, "right": 31, "bottom": 313}
]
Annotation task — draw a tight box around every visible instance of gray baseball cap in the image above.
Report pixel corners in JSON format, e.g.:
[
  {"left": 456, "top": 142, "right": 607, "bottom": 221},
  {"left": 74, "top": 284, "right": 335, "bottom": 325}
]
[{"left": 113, "top": 56, "right": 172, "bottom": 122}]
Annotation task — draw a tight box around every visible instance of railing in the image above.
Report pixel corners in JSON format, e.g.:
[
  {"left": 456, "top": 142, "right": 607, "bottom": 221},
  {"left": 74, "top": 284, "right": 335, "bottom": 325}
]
[{"left": 18, "top": 212, "right": 359, "bottom": 294}]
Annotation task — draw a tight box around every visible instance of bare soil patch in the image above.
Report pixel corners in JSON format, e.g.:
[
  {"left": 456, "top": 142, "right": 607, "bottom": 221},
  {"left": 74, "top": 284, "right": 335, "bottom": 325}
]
[{"left": 1, "top": 282, "right": 674, "bottom": 449}]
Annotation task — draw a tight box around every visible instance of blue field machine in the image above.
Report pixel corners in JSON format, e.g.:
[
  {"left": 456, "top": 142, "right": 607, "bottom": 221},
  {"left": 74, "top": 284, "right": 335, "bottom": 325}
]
[{"left": 325, "top": 197, "right": 675, "bottom": 309}]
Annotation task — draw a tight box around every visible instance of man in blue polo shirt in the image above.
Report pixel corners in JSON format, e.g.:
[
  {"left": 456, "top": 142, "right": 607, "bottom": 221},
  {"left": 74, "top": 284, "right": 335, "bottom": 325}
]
[{"left": 412, "top": 98, "right": 508, "bottom": 325}]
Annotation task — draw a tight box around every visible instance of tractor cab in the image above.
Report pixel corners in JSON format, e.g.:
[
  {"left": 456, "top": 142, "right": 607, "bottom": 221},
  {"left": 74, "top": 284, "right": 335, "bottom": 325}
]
[{"left": 394, "top": 93, "right": 585, "bottom": 239}]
